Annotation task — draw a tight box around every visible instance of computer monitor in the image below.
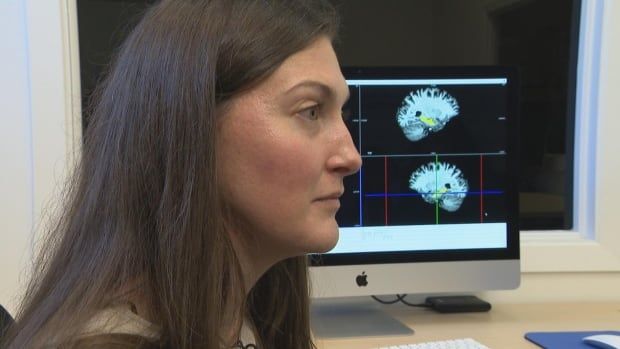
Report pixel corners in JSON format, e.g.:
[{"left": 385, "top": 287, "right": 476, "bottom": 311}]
[{"left": 309, "top": 66, "right": 520, "bottom": 337}]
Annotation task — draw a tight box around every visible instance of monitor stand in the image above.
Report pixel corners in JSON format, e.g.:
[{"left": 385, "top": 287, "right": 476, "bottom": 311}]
[{"left": 310, "top": 297, "right": 413, "bottom": 338}]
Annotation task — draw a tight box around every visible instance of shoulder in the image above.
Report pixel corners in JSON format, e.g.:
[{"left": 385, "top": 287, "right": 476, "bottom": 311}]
[
  {"left": 80, "top": 304, "right": 161, "bottom": 341},
  {"left": 58, "top": 333, "right": 164, "bottom": 349},
  {"left": 61, "top": 304, "right": 162, "bottom": 348}
]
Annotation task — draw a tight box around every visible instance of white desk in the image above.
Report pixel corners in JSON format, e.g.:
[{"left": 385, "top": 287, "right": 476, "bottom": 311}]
[{"left": 314, "top": 302, "right": 620, "bottom": 348}]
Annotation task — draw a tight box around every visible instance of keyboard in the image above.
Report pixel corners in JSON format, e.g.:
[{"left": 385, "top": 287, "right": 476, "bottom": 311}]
[{"left": 376, "top": 337, "right": 490, "bottom": 349}]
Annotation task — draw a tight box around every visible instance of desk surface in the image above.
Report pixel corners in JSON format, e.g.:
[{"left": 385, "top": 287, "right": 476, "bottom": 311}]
[{"left": 314, "top": 302, "right": 620, "bottom": 348}]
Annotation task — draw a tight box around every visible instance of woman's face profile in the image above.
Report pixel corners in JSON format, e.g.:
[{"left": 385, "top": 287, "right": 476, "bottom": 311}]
[{"left": 217, "top": 36, "right": 362, "bottom": 261}]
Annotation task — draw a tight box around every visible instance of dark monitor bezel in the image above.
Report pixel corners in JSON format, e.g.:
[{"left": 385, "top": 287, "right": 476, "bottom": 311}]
[{"left": 311, "top": 65, "right": 520, "bottom": 267}]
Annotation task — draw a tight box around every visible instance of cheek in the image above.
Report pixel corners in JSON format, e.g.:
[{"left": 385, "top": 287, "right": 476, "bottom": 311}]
[
  {"left": 246, "top": 135, "right": 319, "bottom": 206},
  {"left": 253, "top": 145, "right": 313, "bottom": 189},
  {"left": 219, "top": 120, "right": 321, "bottom": 218}
]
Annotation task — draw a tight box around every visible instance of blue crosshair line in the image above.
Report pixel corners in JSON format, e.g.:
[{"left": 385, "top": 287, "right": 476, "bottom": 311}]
[{"left": 364, "top": 190, "right": 504, "bottom": 198}]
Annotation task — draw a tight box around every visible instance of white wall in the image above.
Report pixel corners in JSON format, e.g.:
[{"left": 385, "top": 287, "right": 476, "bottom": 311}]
[
  {"left": 0, "top": 0, "right": 35, "bottom": 314},
  {"left": 1, "top": 0, "right": 619, "bottom": 316}
]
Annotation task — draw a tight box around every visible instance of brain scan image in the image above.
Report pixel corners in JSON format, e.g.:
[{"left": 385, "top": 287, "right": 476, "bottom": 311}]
[
  {"left": 396, "top": 88, "right": 460, "bottom": 141},
  {"left": 409, "top": 161, "right": 469, "bottom": 212}
]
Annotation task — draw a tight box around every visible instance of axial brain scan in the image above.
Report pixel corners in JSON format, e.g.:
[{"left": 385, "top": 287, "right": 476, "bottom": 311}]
[
  {"left": 409, "top": 161, "right": 469, "bottom": 212},
  {"left": 396, "top": 87, "right": 460, "bottom": 142}
]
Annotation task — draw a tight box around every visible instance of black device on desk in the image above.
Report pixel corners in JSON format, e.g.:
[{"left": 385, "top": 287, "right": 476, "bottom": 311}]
[{"left": 425, "top": 295, "right": 491, "bottom": 313}]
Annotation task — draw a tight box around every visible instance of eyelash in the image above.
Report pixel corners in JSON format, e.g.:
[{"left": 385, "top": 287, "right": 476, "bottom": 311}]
[
  {"left": 298, "top": 104, "right": 321, "bottom": 121},
  {"left": 297, "top": 104, "right": 352, "bottom": 122}
]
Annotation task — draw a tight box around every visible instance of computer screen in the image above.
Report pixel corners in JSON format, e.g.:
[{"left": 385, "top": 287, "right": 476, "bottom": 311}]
[{"left": 309, "top": 66, "right": 520, "bottom": 299}]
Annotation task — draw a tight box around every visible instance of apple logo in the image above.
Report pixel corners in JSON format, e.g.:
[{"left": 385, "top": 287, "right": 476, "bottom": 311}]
[{"left": 355, "top": 271, "right": 368, "bottom": 287}]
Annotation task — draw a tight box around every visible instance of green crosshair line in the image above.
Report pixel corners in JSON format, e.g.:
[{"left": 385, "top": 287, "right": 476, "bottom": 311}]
[{"left": 435, "top": 154, "right": 439, "bottom": 224}]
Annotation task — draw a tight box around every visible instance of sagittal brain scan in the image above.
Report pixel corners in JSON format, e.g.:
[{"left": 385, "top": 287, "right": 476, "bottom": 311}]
[
  {"left": 335, "top": 75, "right": 510, "bottom": 227},
  {"left": 396, "top": 87, "right": 460, "bottom": 142},
  {"left": 409, "top": 161, "right": 469, "bottom": 212}
]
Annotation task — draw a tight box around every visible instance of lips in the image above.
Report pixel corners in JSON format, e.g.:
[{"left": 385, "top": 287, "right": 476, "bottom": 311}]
[{"left": 315, "top": 190, "right": 344, "bottom": 201}]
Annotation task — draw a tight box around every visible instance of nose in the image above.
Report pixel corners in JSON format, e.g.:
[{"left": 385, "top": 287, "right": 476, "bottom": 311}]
[{"left": 326, "top": 121, "right": 362, "bottom": 177}]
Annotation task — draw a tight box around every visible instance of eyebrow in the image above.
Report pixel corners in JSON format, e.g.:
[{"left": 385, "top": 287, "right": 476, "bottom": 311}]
[{"left": 284, "top": 80, "right": 350, "bottom": 103}]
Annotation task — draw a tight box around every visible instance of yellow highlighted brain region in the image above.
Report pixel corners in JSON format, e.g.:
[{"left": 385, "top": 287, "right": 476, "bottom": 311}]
[
  {"left": 409, "top": 161, "right": 469, "bottom": 212},
  {"left": 396, "top": 87, "right": 459, "bottom": 142}
]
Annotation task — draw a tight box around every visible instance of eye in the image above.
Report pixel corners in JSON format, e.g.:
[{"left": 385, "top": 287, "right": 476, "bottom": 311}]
[{"left": 298, "top": 104, "right": 320, "bottom": 121}]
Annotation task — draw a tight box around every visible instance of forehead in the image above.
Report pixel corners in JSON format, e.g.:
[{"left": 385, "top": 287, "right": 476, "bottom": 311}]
[{"left": 254, "top": 37, "right": 348, "bottom": 100}]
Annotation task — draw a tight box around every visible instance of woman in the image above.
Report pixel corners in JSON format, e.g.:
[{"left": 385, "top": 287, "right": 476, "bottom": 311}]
[{"left": 2, "top": 0, "right": 361, "bottom": 348}]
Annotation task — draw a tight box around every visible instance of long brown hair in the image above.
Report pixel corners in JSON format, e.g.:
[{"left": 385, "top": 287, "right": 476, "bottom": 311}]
[{"left": 2, "top": 0, "right": 339, "bottom": 348}]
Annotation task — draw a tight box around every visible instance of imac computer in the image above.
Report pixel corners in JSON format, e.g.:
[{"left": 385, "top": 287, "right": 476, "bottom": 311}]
[{"left": 309, "top": 66, "right": 520, "bottom": 337}]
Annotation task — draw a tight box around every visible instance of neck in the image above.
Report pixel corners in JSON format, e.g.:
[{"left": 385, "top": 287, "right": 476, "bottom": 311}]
[{"left": 230, "top": 231, "right": 278, "bottom": 294}]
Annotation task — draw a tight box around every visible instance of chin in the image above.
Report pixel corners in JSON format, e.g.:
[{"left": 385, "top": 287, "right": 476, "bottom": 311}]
[{"left": 306, "top": 225, "right": 340, "bottom": 254}]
